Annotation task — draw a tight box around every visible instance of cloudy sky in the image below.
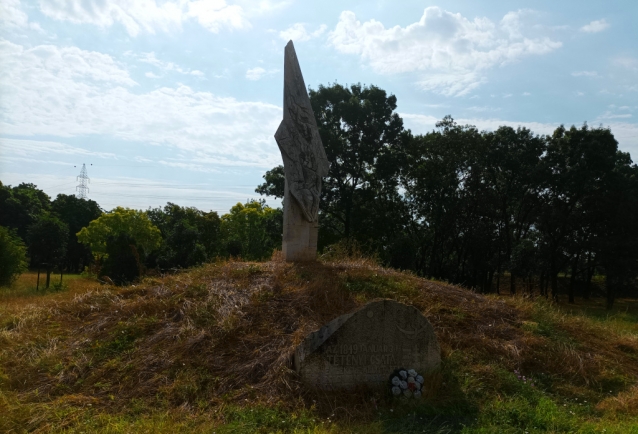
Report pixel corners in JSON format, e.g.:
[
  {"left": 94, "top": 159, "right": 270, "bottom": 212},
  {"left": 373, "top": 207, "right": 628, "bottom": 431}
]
[{"left": 1, "top": 0, "right": 636, "bottom": 213}]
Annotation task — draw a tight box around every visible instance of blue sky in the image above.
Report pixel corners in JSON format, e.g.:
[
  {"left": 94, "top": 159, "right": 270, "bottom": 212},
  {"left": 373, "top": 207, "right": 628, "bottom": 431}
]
[{"left": 1, "top": 0, "right": 636, "bottom": 213}]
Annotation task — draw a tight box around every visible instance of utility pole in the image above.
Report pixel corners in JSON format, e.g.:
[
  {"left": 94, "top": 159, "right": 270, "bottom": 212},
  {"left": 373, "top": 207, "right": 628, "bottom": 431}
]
[{"left": 76, "top": 163, "right": 90, "bottom": 199}]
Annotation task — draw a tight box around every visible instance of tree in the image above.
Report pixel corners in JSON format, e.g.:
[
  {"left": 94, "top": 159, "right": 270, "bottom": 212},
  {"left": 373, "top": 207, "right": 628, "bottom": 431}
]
[
  {"left": 51, "top": 194, "right": 103, "bottom": 273},
  {"left": 77, "top": 207, "right": 162, "bottom": 257},
  {"left": 147, "top": 203, "right": 221, "bottom": 269},
  {"left": 257, "top": 83, "right": 408, "bottom": 254},
  {"left": 220, "top": 200, "right": 282, "bottom": 260},
  {"left": 77, "top": 207, "right": 162, "bottom": 284},
  {"left": 255, "top": 166, "right": 285, "bottom": 199},
  {"left": 0, "top": 226, "right": 28, "bottom": 287},
  {"left": 27, "top": 215, "right": 69, "bottom": 288},
  {"left": 538, "top": 125, "right": 624, "bottom": 303},
  {"left": 403, "top": 117, "right": 489, "bottom": 283},
  {"left": 0, "top": 182, "right": 51, "bottom": 242}
]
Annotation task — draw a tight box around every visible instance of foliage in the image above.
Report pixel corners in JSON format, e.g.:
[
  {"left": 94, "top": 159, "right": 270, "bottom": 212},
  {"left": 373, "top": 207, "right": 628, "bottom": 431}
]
[
  {"left": 256, "top": 92, "right": 638, "bottom": 304},
  {"left": 0, "top": 226, "right": 28, "bottom": 286},
  {"left": 220, "top": 200, "right": 282, "bottom": 260},
  {"left": 147, "top": 203, "right": 221, "bottom": 270},
  {"left": 26, "top": 214, "right": 69, "bottom": 269},
  {"left": 51, "top": 194, "right": 103, "bottom": 273},
  {"left": 257, "top": 83, "right": 409, "bottom": 255},
  {"left": 77, "top": 207, "right": 162, "bottom": 257},
  {"left": 255, "top": 165, "right": 285, "bottom": 199},
  {"left": 0, "top": 182, "right": 51, "bottom": 241}
]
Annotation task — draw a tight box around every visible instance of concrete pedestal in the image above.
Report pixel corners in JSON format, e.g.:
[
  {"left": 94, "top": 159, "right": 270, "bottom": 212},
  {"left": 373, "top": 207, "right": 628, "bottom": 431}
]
[{"left": 283, "top": 179, "right": 318, "bottom": 261}]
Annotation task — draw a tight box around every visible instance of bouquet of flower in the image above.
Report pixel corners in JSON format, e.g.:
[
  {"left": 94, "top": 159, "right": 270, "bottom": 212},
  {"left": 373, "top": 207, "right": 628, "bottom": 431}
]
[{"left": 389, "top": 368, "right": 424, "bottom": 398}]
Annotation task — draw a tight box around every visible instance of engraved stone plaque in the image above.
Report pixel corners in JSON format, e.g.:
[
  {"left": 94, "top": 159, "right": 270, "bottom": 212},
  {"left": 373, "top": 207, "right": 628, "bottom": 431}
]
[{"left": 294, "top": 300, "right": 441, "bottom": 390}]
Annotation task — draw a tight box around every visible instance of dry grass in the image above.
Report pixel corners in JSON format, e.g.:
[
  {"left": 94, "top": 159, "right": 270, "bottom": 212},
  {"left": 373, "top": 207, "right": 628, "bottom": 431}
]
[{"left": 1, "top": 256, "right": 637, "bottom": 432}]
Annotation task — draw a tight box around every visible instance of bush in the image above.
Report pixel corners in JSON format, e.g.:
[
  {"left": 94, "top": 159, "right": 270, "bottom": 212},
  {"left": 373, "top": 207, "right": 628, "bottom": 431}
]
[{"left": 0, "top": 226, "right": 28, "bottom": 286}]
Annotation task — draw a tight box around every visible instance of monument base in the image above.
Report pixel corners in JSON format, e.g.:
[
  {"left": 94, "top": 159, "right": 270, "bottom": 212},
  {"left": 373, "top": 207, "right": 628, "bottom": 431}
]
[{"left": 283, "top": 180, "right": 318, "bottom": 262}]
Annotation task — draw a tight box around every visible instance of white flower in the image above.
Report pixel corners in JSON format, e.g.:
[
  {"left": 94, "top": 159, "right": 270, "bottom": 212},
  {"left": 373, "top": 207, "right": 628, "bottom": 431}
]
[
  {"left": 399, "top": 370, "right": 408, "bottom": 379},
  {"left": 392, "top": 386, "right": 402, "bottom": 396},
  {"left": 400, "top": 380, "right": 408, "bottom": 390},
  {"left": 416, "top": 375, "right": 424, "bottom": 384},
  {"left": 407, "top": 376, "right": 416, "bottom": 384},
  {"left": 403, "top": 389, "right": 413, "bottom": 398},
  {"left": 414, "top": 390, "right": 422, "bottom": 399},
  {"left": 408, "top": 369, "right": 417, "bottom": 377},
  {"left": 391, "top": 376, "right": 401, "bottom": 386}
]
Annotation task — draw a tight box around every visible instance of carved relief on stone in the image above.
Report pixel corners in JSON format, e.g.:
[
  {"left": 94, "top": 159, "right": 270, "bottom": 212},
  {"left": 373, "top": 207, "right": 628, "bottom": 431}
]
[{"left": 274, "top": 40, "right": 330, "bottom": 222}]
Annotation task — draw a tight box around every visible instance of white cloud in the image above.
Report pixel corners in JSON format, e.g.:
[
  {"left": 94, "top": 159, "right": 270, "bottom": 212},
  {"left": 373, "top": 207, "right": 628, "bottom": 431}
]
[
  {"left": 0, "top": 39, "right": 136, "bottom": 86},
  {"left": 238, "top": 0, "right": 293, "bottom": 16},
  {"left": 38, "top": 0, "right": 249, "bottom": 36},
  {"left": 328, "top": 8, "right": 562, "bottom": 96},
  {"left": 580, "top": 19, "right": 609, "bottom": 33},
  {"left": 572, "top": 70, "right": 598, "bottom": 77},
  {"left": 145, "top": 71, "right": 160, "bottom": 78},
  {"left": 0, "top": 137, "right": 117, "bottom": 159},
  {"left": 522, "top": 92, "right": 531, "bottom": 96},
  {"left": 1, "top": 0, "right": 44, "bottom": 32},
  {"left": 246, "top": 67, "right": 266, "bottom": 80},
  {"left": 245, "top": 66, "right": 277, "bottom": 81},
  {"left": 503, "top": 93, "right": 513, "bottom": 98},
  {"left": 466, "top": 106, "right": 500, "bottom": 113},
  {"left": 0, "top": 39, "right": 282, "bottom": 168},
  {"left": 279, "top": 23, "right": 327, "bottom": 42},
  {"left": 187, "top": 0, "right": 249, "bottom": 33},
  {"left": 139, "top": 52, "right": 205, "bottom": 76},
  {"left": 614, "top": 57, "right": 638, "bottom": 72},
  {"left": 598, "top": 111, "right": 632, "bottom": 120}
]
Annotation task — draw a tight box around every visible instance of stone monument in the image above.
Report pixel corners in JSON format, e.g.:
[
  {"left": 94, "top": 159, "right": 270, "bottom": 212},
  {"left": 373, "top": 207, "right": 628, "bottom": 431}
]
[
  {"left": 274, "top": 40, "right": 330, "bottom": 262},
  {"left": 294, "top": 300, "right": 441, "bottom": 390}
]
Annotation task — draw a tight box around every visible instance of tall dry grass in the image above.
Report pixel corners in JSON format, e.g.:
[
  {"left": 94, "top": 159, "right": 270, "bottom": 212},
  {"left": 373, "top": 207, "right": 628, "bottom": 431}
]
[{"left": 0, "top": 256, "right": 637, "bottom": 432}]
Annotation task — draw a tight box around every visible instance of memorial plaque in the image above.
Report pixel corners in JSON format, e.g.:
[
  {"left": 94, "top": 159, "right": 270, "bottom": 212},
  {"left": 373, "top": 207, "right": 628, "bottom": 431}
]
[{"left": 294, "top": 299, "right": 441, "bottom": 390}]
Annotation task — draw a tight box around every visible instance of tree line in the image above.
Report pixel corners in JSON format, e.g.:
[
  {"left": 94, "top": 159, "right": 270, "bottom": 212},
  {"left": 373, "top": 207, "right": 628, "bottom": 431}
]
[
  {"left": 2, "top": 83, "right": 637, "bottom": 307},
  {"left": 256, "top": 83, "right": 638, "bottom": 308},
  {"left": 0, "top": 182, "right": 281, "bottom": 287}
]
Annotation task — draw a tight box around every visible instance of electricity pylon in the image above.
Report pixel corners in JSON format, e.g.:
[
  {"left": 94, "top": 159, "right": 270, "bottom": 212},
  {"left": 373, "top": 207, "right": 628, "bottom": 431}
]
[{"left": 76, "top": 163, "right": 90, "bottom": 199}]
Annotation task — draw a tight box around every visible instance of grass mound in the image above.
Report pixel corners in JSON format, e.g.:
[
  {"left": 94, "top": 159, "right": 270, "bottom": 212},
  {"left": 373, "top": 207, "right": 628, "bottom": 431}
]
[{"left": 1, "top": 255, "right": 637, "bottom": 433}]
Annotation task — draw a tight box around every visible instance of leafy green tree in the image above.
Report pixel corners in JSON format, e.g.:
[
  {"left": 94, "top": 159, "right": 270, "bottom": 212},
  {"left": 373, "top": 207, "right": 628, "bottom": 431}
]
[
  {"left": 0, "top": 226, "right": 28, "bottom": 287},
  {"left": 147, "top": 203, "right": 221, "bottom": 269},
  {"left": 77, "top": 207, "right": 162, "bottom": 285},
  {"left": 255, "top": 166, "right": 285, "bottom": 199},
  {"left": 51, "top": 194, "right": 103, "bottom": 273},
  {"left": 592, "top": 151, "right": 638, "bottom": 308},
  {"left": 257, "top": 83, "right": 408, "bottom": 255},
  {"left": 0, "top": 182, "right": 51, "bottom": 241},
  {"left": 77, "top": 207, "right": 162, "bottom": 257},
  {"left": 403, "top": 117, "right": 488, "bottom": 283},
  {"left": 220, "top": 200, "right": 282, "bottom": 260},
  {"left": 538, "top": 125, "right": 624, "bottom": 303},
  {"left": 483, "top": 125, "right": 547, "bottom": 293},
  {"left": 27, "top": 215, "right": 69, "bottom": 288}
]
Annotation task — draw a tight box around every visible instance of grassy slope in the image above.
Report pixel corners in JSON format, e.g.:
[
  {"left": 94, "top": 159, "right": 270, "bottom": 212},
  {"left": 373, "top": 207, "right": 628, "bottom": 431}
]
[{"left": 1, "top": 257, "right": 637, "bottom": 433}]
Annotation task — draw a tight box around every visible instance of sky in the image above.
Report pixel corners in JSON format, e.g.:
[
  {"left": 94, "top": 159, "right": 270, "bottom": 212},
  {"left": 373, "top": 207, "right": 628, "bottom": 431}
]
[{"left": 1, "top": 0, "right": 637, "bottom": 213}]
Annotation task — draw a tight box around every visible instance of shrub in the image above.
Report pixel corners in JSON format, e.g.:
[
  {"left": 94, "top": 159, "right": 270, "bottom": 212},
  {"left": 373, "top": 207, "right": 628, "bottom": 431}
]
[{"left": 0, "top": 226, "right": 28, "bottom": 286}]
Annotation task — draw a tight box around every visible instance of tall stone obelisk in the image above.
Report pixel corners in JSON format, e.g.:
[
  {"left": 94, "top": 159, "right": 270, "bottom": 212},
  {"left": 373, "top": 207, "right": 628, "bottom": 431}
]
[{"left": 274, "top": 40, "right": 330, "bottom": 261}]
